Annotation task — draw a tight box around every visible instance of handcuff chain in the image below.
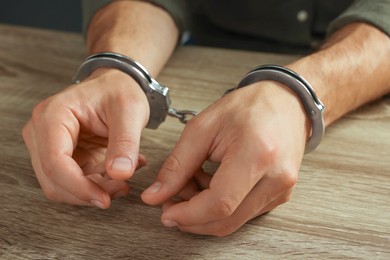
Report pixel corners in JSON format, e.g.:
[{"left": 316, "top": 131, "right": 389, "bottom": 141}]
[{"left": 168, "top": 108, "right": 198, "bottom": 124}]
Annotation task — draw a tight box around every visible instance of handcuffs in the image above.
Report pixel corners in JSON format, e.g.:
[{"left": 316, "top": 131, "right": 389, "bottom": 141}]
[
  {"left": 73, "top": 52, "right": 197, "bottom": 129},
  {"left": 73, "top": 53, "right": 324, "bottom": 152},
  {"left": 225, "top": 65, "right": 325, "bottom": 153}
]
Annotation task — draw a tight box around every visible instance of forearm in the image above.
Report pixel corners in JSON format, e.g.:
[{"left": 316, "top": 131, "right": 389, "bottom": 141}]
[
  {"left": 289, "top": 23, "right": 390, "bottom": 126},
  {"left": 86, "top": 0, "right": 179, "bottom": 77}
]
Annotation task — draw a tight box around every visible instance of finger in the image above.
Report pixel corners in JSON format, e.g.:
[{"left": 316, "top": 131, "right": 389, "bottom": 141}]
[
  {"left": 194, "top": 168, "right": 212, "bottom": 190},
  {"left": 137, "top": 154, "right": 147, "bottom": 169},
  {"left": 162, "top": 199, "right": 177, "bottom": 212},
  {"left": 76, "top": 153, "right": 147, "bottom": 176},
  {"left": 178, "top": 191, "right": 292, "bottom": 237},
  {"left": 141, "top": 119, "right": 212, "bottom": 205},
  {"left": 30, "top": 151, "right": 101, "bottom": 207},
  {"left": 158, "top": 140, "right": 273, "bottom": 227},
  {"left": 253, "top": 192, "right": 292, "bottom": 218},
  {"left": 87, "top": 173, "right": 130, "bottom": 199},
  {"left": 32, "top": 106, "right": 111, "bottom": 208},
  {"left": 175, "top": 179, "right": 295, "bottom": 237},
  {"left": 165, "top": 170, "right": 213, "bottom": 215},
  {"left": 160, "top": 139, "right": 297, "bottom": 228},
  {"left": 176, "top": 168, "right": 212, "bottom": 201},
  {"left": 176, "top": 179, "right": 200, "bottom": 201},
  {"left": 24, "top": 119, "right": 104, "bottom": 207},
  {"left": 45, "top": 153, "right": 111, "bottom": 208},
  {"left": 104, "top": 96, "right": 147, "bottom": 180}
]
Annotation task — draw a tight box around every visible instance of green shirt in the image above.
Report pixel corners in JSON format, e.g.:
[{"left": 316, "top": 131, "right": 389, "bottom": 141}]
[{"left": 82, "top": 0, "right": 390, "bottom": 53}]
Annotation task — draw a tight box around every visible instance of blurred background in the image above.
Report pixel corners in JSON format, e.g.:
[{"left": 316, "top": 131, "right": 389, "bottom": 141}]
[
  {"left": 0, "top": 0, "right": 312, "bottom": 53},
  {"left": 0, "top": 0, "right": 82, "bottom": 32}
]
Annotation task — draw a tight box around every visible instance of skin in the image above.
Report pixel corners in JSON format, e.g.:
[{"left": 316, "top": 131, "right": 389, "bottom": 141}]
[
  {"left": 23, "top": 1, "right": 178, "bottom": 208},
  {"left": 22, "top": 1, "right": 390, "bottom": 236},
  {"left": 149, "top": 24, "right": 390, "bottom": 236}
]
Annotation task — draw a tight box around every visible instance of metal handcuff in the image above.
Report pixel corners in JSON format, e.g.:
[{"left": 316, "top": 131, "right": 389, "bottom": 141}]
[
  {"left": 73, "top": 52, "right": 197, "bottom": 129},
  {"left": 225, "top": 65, "right": 325, "bottom": 153},
  {"left": 74, "top": 53, "right": 324, "bottom": 152}
]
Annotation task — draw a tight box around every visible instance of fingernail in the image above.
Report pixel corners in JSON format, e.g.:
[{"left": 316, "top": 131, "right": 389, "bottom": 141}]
[
  {"left": 163, "top": 219, "right": 178, "bottom": 228},
  {"left": 91, "top": 200, "right": 106, "bottom": 209},
  {"left": 113, "top": 190, "right": 128, "bottom": 199},
  {"left": 112, "top": 157, "right": 133, "bottom": 172},
  {"left": 143, "top": 182, "right": 161, "bottom": 194}
]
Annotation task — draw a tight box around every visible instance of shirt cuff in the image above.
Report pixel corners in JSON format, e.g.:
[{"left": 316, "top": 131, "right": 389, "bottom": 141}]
[{"left": 328, "top": 0, "right": 390, "bottom": 37}]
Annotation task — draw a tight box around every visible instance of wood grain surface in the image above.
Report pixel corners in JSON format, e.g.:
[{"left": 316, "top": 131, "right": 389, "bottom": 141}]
[{"left": 0, "top": 24, "right": 389, "bottom": 259}]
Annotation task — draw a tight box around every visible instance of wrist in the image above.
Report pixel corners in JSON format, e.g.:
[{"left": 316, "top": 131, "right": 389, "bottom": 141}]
[
  {"left": 227, "top": 65, "right": 325, "bottom": 153},
  {"left": 89, "top": 68, "right": 148, "bottom": 98},
  {"left": 89, "top": 68, "right": 139, "bottom": 85},
  {"left": 86, "top": 0, "right": 178, "bottom": 77},
  {"left": 251, "top": 81, "right": 312, "bottom": 148},
  {"left": 267, "top": 81, "right": 312, "bottom": 143},
  {"left": 73, "top": 52, "right": 174, "bottom": 129}
]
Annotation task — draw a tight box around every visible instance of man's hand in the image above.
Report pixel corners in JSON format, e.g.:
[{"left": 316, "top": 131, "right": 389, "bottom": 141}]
[
  {"left": 22, "top": 0, "right": 179, "bottom": 209},
  {"left": 23, "top": 69, "right": 149, "bottom": 208},
  {"left": 142, "top": 81, "right": 310, "bottom": 236},
  {"left": 142, "top": 22, "right": 390, "bottom": 237}
]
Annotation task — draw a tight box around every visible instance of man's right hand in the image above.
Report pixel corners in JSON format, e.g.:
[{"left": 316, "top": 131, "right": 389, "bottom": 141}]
[{"left": 22, "top": 69, "right": 150, "bottom": 209}]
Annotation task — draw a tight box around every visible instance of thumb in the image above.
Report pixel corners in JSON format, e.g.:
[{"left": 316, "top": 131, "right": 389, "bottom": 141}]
[
  {"left": 141, "top": 121, "right": 211, "bottom": 205},
  {"left": 105, "top": 98, "right": 147, "bottom": 180}
]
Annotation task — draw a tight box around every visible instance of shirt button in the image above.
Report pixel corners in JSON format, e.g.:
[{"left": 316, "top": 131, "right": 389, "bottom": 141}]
[{"left": 297, "top": 10, "right": 309, "bottom": 22}]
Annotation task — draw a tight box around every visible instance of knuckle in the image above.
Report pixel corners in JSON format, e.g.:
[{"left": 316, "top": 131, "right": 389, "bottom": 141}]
[
  {"left": 278, "top": 169, "right": 298, "bottom": 189},
  {"left": 248, "top": 133, "right": 278, "bottom": 170},
  {"left": 41, "top": 186, "right": 59, "bottom": 201},
  {"left": 113, "top": 93, "right": 130, "bottom": 108},
  {"left": 112, "top": 132, "right": 138, "bottom": 146},
  {"left": 108, "top": 132, "right": 140, "bottom": 158},
  {"left": 31, "top": 96, "right": 60, "bottom": 123},
  {"left": 213, "top": 196, "right": 237, "bottom": 218},
  {"left": 31, "top": 100, "right": 47, "bottom": 122},
  {"left": 161, "top": 153, "right": 183, "bottom": 174},
  {"left": 259, "top": 143, "right": 278, "bottom": 167},
  {"left": 185, "top": 115, "right": 202, "bottom": 129},
  {"left": 40, "top": 160, "right": 54, "bottom": 178},
  {"left": 184, "top": 113, "right": 210, "bottom": 134},
  {"left": 40, "top": 157, "right": 62, "bottom": 179}
]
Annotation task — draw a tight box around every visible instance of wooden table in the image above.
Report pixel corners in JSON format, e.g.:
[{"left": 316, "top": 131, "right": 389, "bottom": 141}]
[{"left": 0, "top": 24, "right": 389, "bottom": 259}]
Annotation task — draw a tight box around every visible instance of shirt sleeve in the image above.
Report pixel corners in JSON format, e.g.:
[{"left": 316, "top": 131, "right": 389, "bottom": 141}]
[
  {"left": 328, "top": 0, "right": 390, "bottom": 37},
  {"left": 81, "top": 0, "right": 188, "bottom": 36}
]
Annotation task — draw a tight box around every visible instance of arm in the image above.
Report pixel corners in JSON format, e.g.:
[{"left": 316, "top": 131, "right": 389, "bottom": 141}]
[
  {"left": 86, "top": 0, "right": 178, "bottom": 75},
  {"left": 141, "top": 22, "right": 390, "bottom": 236},
  {"left": 22, "top": 1, "right": 178, "bottom": 208},
  {"left": 290, "top": 22, "right": 390, "bottom": 126}
]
